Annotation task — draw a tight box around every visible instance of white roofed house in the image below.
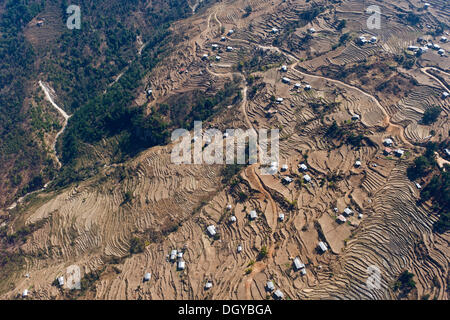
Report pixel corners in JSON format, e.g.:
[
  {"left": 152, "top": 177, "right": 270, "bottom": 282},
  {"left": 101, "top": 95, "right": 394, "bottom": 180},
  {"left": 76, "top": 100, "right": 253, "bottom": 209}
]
[
  {"left": 266, "top": 281, "right": 275, "bottom": 292},
  {"left": 437, "top": 49, "right": 445, "bottom": 56},
  {"left": 318, "top": 241, "right": 328, "bottom": 253},
  {"left": 274, "top": 289, "right": 284, "bottom": 299},
  {"left": 343, "top": 207, "right": 353, "bottom": 216},
  {"left": 276, "top": 97, "right": 284, "bottom": 103},
  {"left": 282, "top": 77, "right": 291, "bottom": 84},
  {"left": 211, "top": 43, "right": 218, "bottom": 49},
  {"left": 177, "top": 251, "right": 183, "bottom": 260},
  {"left": 394, "top": 149, "right": 404, "bottom": 157},
  {"left": 207, "top": 225, "right": 217, "bottom": 237},
  {"left": 170, "top": 249, "right": 177, "bottom": 261},
  {"left": 249, "top": 210, "right": 258, "bottom": 220},
  {"left": 271, "top": 27, "right": 279, "bottom": 33},
  {"left": 144, "top": 272, "right": 151, "bottom": 282},
  {"left": 281, "top": 65, "right": 288, "bottom": 72},
  {"left": 304, "top": 84, "right": 312, "bottom": 90},
  {"left": 293, "top": 257, "right": 305, "bottom": 271},
  {"left": 215, "top": 56, "right": 221, "bottom": 61},
  {"left": 308, "top": 27, "right": 316, "bottom": 34},
  {"left": 228, "top": 29, "right": 234, "bottom": 35},
  {"left": 294, "top": 83, "right": 301, "bottom": 89},
  {"left": 355, "top": 160, "right": 361, "bottom": 167},
  {"left": 299, "top": 163, "right": 308, "bottom": 171},
  {"left": 370, "top": 36, "right": 377, "bottom": 43},
  {"left": 226, "top": 46, "right": 233, "bottom": 52},
  {"left": 226, "top": 204, "right": 232, "bottom": 210},
  {"left": 22, "top": 289, "right": 28, "bottom": 298},
  {"left": 205, "top": 281, "right": 213, "bottom": 290},
  {"left": 279, "top": 213, "right": 285, "bottom": 221},
  {"left": 352, "top": 114, "right": 360, "bottom": 120},
  {"left": 442, "top": 92, "right": 449, "bottom": 99},
  {"left": 283, "top": 176, "right": 293, "bottom": 184},
  {"left": 303, "top": 174, "right": 311, "bottom": 183},
  {"left": 229, "top": 215, "right": 237, "bottom": 223},
  {"left": 383, "top": 138, "right": 393, "bottom": 146},
  {"left": 57, "top": 276, "right": 65, "bottom": 287},
  {"left": 177, "top": 260, "right": 186, "bottom": 270},
  {"left": 281, "top": 164, "right": 288, "bottom": 171}
]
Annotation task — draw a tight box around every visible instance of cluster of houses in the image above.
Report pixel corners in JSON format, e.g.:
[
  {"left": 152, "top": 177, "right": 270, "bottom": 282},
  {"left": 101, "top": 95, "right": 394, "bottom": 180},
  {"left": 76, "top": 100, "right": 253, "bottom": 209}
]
[
  {"left": 358, "top": 35, "right": 377, "bottom": 45},
  {"left": 383, "top": 138, "right": 404, "bottom": 157},
  {"left": 279, "top": 74, "right": 312, "bottom": 92},
  {"left": 266, "top": 280, "right": 284, "bottom": 299},
  {"left": 168, "top": 248, "right": 186, "bottom": 271},
  {"left": 410, "top": 36, "right": 448, "bottom": 57}
]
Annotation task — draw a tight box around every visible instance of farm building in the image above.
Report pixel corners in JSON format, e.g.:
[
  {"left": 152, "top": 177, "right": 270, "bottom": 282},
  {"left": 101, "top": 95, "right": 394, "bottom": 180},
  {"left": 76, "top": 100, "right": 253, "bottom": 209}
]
[
  {"left": 266, "top": 281, "right": 275, "bottom": 292},
  {"left": 299, "top": 163, "right": 308, "bottom": 171},
  {"left": 226, "top": 46, "right": 233, "bottom": 51},
  {"left": 343, "top": 207, "right": 353, "bottom": 216},
  {"left": 177, "top": 261, "right": 186, "bottom": 270},
  {"left": 318, "top": 241, "right": 328, "bottom": 253},
  {"left": 22, "top": 289, "right": 28, "bottom": 298},
  {"left": 293, "top": 257, "right": 305, "bottom": 271},
  {"left": 274, "top": 289, "right": 284, "bottom": 299}
]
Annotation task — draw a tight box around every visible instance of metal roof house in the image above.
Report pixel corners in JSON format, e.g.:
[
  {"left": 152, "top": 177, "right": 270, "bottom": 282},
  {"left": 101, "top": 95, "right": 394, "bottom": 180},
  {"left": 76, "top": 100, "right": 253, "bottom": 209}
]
[
  {"left": 144, "top": 272, "right": 151, "bottom": 282},
  {"left": 308, "top": 27, "right": 316, "bottom": 33},
  {"left": 383, "top": 138, "right": 393, "bottom": 146},
  {"left": 237, "top": 245, "right": 242, "bottom": 253},
  {"left": 22, "top": 289, "right": 28, "bottom": 298},
  {"left": 281, "top": 164, "right": 288, "bottom": 171},
  {"left": 170, "top": 249, "right": 177, "bottom": 261},
  {"left": 274, "top": 289, "right": 284, "bottom": 299},
  {"left": 343, "top": 207, "right": 353, "bottom": 216},
  {"left": 226, "top": 46, "right": 233, "bottom": 51},
  {"left": 303, "top": 174, "right": 311, "bottom": 183},
  {"left": 207, "top": 225, "right": 217, "bottom": 237},
  {"left": 205, "top": 281, "right": 213, "bottom": 290},
  {"left": 57, "top": 276, "right": 65, "bottom": 287},
  {"left": 283, "top": 176, "right": 293, "bottom": 184},
  {"left": 394, "top": 149, "right": 404, "bottom": 157},
  {"left": 211, "top": 43, "right": 218, "bottom": 49},
  {"left": 249, "top": 210, "right": 258, "bottom": 220},
  {"left": 299, "top": 163, "right": 308, "bottom": 171},
  {"left": 304, "top": 84, "right": 312, "bottom": 90},
  {"left": 228, "top": 29, "right": 234, "bottom": 35},
  {"left": 282, "top": 77, "right": 291, "bottom": 84},
  {"left": 294, "top": 83, "right": 301, "bottom": 89},
  {"left": 293, "top": 257, "right": 305, "bottom": 271},
  {"left": 355, "top": 160, "right": 361, "bottom": 167},
  {"left": 318, "top": 241, "right": 328, "bottom": 253},
  {"left": 230, "top": 215, "right": 237, "bottom": 223},
  {"left": 279, "top": 213, "right": 285, "bottom": 221},
  {"left": 266, "top": 281, "right": 275, "bottom": 292},
  {"left": 337, "top": 215, "right": 347, "bottom": 223},
  {"left": 281, "top": 65, "right": 288, "bottom": 72},
  {"left": 352, "top": 114, "right": 360, "bottom": 120},
  {"left": 276, "top": 97, "right": 284, "bottom": 103},
  {"left": 177, "top": 260, "right": 186, "bottom": 270},
  {"left": 272, "top": 27, "right": 279, "bottom": 33},
  {"left": 177, "top": 252, "right": 183, "bottom": 260},
  {"left": 442, "top": 92, "right": 449, "bottom": 99},
  {"left": 226, "top": 204, "right": 232, "bottom": 210}
]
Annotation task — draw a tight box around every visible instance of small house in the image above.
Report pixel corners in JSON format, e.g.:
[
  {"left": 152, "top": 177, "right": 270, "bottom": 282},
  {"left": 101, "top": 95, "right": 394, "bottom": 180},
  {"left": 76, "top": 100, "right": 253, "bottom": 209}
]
[
  {"left": 274, "top": 289, "right": 284, "bottom": 299},
  {"left": 294, "top": 83, "right": 301, "bottom": 89},
  {"left": 276, "top": 97, "right": 284, "bottom": 103},
  {"left": 415, "top": 182, "right": 422, "bottom": 189},
  {"left": 440, "top": 37, "right": 448, "bottom": 43},
  {"left": 228, "top": 29, "right": 234, "bottom": 35},
  {"left": 57, "top": 276, "right": 65, "bottom": 287},
  {"left": 177, "top": 260, "right": 186, "bottom": 270},
  {"left": 282, "top": 77, "right": 291, "bottom": 84},
  {"left": 442, "top": 92, "right": 449, "bottom": 99},
  {"left": 226, "top": 204, "right": 232, "bottom": 210},
  {"left": 370, "top": 36, "right": 377, "bottom": 43},
  {"left": 177, "top": 252, "right": 183, "bottom": 260},
  {"left": 215, "top": 56, "right": 221, "bottom": 61},
  {"left": 384, "top": 147, "right": 392, "bottom": 155},
  {"left": 408, "top": 45, "right": 419, "bottom": 52},
  {"left": 272, "top": 27, "right": 279, "bottom": 33},
  {"left": 207, "top": 225, "right": 217, "bottom": 237},
  {"left": 226, "top": 46, "right": 233, "bottom": 52},
  {"left": 304, "top": 84, "right": 312, "bottom": 90},
  {"left": 283, "top": 176, "right": 293, "bottom": 184},
  {"left": 230, "top": 215, "right": 237, "bottom": 223},
  {"left": 358, "top": 213, "right": 363, "bottom": 219},
  {"left": 220, "top": 36, "right": 226, "bottom": 41},
  {"left": 237, "top": 245, "right": 242, "bottom": 253},
  {"left": 281, "top": 164, "right": 288, "bottom": 171},
  {"left": 205, "top": 281, "right": 213, "bottom": 290},
  {"left": 279, "top": 213, "right": 285, "bottom": 221},
  {"left": 202, "top": 54, "right": 209, "bottom": 60},
  {"left": 308, "top": 28, "right": 316, "bottom": 34},
  {"left": 343, "top": 207, "right": 353, "bottom": 216},
  {"left": 303, "top": 174, "right": 311, "bottom": 183},
  {"left": 433, "top": 43, "right": 441, "bottom": 50},
  {"left": 249, "top": 210, "right": 257, "bottom": 220},
  {"left": 211, "top": 44, "right": 218, "bottom": 49},
  {"left": 394, "top": 149, "right": 404, "bottom": 157},
  {"left": 438, "top": 49, "right": 445, "bottom": 56},
  {"left": 144, "top": 272, "right": 151, "bottom": 282},
  {"left": 301, "top": 268, "right": 307, "bottom": 275},
  {"left": 293, "top": 257, "right": 305, "bottom": 271},
  {"left": 355, "top": 160, "right": 361, "bottom": 167},
  {"left": 352, "top": 114, "right": 360, "bottom": 120},
  {"left": 383, "top": 138, "right": 393, "bottom": 146},
  {"left": 266, "top": 281, "right": 275, "bottom": 292},
  {"left": 337, "top": 215, "right": 347, "bottom": 223},
  {"left": 22, "top": 289, "right": 28, "bottom": 298},
  {"left": 299, "top": 163, "right": 308, "bottom": 171},
  {"left": 318, "top": 241, "right": 328, "bottom": 253},
  {"left": 170, "top": 249, "right": 177, "bottom": 261},
  {"left": 281, "top": 65, "right": 288, "bottom": 72}
]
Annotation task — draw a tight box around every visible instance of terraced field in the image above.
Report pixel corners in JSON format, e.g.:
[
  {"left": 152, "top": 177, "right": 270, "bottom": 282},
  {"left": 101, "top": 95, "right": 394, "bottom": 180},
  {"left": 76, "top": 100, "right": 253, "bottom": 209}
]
[{"left": 1, "top": 0, "right": 449, "bottom": 300}]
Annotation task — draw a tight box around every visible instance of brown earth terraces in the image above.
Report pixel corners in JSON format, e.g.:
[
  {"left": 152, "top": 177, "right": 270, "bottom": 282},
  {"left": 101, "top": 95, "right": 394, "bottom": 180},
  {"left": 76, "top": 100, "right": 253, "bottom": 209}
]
[{"left": 1, "top": 0, "right": 449, "bottom": 300}]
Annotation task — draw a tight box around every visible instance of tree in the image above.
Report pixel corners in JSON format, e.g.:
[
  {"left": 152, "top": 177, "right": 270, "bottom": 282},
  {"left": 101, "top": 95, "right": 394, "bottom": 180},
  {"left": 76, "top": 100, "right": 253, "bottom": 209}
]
[{"left": 421, "top": 106, "right": 441, "bottom": 125}]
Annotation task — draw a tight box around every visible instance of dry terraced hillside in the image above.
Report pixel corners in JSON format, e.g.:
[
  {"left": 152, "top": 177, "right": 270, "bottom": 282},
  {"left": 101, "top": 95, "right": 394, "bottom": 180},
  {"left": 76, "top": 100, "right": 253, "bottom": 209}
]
[{"left": 1, "top": 0, "right": 449, "bottom": 300}]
